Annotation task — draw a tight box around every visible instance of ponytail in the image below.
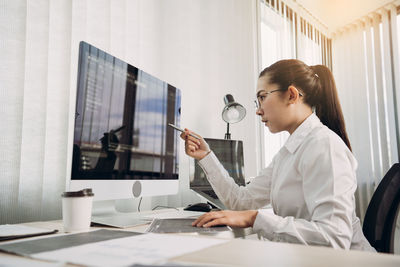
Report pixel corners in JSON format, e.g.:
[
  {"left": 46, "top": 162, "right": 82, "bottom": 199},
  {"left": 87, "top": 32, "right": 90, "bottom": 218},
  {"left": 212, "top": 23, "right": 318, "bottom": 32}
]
[
  {"left": 311, "top": 65, "right": 352, "bottom": 151},
  {"left": 260, "top": 59, "right": 352, "bottom": 151}
]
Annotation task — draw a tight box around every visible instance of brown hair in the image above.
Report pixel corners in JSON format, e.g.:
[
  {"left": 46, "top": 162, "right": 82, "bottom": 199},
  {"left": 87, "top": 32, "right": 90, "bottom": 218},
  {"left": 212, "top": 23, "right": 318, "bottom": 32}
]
[{"left": 259, "top": 59, "right": 352, "bottom": 151}]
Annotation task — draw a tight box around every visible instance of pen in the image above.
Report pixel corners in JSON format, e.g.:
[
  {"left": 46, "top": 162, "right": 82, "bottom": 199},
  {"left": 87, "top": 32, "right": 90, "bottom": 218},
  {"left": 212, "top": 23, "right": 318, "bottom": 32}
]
[{"left": 168, "top": 123, "right": 201, "bottom": 140}]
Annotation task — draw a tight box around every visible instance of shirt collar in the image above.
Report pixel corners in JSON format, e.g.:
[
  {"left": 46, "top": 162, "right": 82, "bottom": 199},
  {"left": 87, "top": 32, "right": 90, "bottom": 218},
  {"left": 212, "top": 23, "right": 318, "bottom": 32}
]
[{"left": 284, "top": 113, "right": 322, "bottom": 154}]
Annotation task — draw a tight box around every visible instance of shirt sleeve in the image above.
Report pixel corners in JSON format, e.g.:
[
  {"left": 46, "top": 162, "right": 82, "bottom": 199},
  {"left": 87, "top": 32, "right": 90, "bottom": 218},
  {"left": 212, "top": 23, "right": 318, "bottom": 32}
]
[
  {"left": 253, "top": 136, "right": 356, "bottom": 249},
  {"left": 198, "top": 151, "right": 273, "bottom": 210}
]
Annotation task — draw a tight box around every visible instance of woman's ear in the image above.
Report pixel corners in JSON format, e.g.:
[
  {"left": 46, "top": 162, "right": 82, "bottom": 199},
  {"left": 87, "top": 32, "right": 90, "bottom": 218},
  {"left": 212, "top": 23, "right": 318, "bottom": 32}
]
[{"left": 287, "top": 85, "right": 301, "bottom": 103}]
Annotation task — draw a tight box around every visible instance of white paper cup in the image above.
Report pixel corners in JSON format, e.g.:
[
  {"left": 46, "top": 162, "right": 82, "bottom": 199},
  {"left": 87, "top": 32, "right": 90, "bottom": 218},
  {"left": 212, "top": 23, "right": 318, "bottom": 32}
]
[{"left": 61, "top": 188, "right": 94, "bottom": 232}]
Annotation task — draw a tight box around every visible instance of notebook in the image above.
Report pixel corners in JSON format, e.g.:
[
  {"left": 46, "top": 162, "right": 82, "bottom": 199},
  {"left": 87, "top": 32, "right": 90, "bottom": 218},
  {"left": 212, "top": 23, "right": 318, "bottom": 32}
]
[
  {"left": 0, "top": 224, "right": 58, "bottom": 242},
  {"left": 189, "top": 138, "right": 246, "bottom": 209}
]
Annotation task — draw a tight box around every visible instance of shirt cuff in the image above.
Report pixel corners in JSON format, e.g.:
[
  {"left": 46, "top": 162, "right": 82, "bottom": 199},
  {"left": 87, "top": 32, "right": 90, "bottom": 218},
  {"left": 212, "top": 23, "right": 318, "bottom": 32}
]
[{"left": 253, "top": 208, "right": 282, "bottom": 239}]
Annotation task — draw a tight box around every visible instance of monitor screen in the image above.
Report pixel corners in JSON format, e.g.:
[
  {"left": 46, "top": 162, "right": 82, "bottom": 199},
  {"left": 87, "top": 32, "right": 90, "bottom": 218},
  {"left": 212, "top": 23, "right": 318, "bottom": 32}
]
[{"left": 68, "top": 41, "right": 181, "bottom": 199}]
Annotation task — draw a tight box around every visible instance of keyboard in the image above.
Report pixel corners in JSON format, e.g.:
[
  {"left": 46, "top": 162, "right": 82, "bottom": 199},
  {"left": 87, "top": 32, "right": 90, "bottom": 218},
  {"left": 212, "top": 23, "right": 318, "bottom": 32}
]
[
  {"left": 91, "top": 214, "right": 148, "bottom": 228},
  {"left": 142, "top": 210, "right": 204, "bottom": 220},
  {"left": 146, "top": 218, "right": 231, "bottom": 233}
]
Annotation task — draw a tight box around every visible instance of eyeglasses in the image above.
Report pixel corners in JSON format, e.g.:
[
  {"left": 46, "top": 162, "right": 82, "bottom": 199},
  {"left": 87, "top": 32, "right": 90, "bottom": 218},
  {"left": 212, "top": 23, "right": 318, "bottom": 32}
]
[
  {"left": 254, "top": 89, "right": 303, "bottom": 109},
  {"left": 254, "top": 89, "right": 284, "bottom": 109}
]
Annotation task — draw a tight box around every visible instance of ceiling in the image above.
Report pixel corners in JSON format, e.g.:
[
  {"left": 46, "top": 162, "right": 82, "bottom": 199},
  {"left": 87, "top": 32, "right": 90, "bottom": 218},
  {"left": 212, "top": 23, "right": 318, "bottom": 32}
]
[{"left": 296, "top": 0, "right": 395, "bottom": 33}]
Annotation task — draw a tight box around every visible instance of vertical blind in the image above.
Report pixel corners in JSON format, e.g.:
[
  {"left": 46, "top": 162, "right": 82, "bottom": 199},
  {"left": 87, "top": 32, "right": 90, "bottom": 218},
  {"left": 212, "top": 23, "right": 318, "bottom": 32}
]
[
  {"left": 0, "top": 0, "right": 73, "bottom": 224},
  {"left": 258, "top": 0, "right": 332, "bottom": 168},
  {"left": 332, "top": 4, "right": 400, "bottom": 220}
]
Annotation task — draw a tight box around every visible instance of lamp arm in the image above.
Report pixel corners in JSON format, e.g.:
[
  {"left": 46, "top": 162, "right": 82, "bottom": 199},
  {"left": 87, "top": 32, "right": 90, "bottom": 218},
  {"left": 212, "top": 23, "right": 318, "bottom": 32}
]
[{"left": 225, "top": 122, "right": 231, "bottom": 140}]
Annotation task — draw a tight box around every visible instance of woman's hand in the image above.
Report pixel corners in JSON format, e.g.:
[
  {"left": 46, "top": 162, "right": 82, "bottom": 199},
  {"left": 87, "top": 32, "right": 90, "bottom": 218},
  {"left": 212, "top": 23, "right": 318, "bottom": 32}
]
[
  {"left": 180, "top": 129, "right": 210, "bottom": 160},
  {"left": 192, "top": 210, "right": 258, "bottom": 228}
]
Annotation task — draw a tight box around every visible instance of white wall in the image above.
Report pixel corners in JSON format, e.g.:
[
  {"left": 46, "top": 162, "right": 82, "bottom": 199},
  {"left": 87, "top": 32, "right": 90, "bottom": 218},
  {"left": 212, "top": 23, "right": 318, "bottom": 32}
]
[{"left": 97, "top": 0, "right": 259, "bottom": 209}]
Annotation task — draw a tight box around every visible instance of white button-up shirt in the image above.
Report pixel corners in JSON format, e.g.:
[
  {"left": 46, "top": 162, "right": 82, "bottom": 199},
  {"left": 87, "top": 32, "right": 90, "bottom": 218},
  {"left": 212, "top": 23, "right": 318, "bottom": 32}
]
[{"left": 198, "top": 113, "right": 374, "bottom": 251}]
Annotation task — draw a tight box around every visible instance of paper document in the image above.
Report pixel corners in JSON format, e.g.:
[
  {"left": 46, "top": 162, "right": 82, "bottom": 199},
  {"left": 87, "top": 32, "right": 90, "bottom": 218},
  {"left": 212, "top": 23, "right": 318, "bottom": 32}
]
[
  {"left": 31, "top": 233, "right": 228, "bottom": 266},
  {"left": 0, "top": 224, "right": 58, "bottom": 241}
]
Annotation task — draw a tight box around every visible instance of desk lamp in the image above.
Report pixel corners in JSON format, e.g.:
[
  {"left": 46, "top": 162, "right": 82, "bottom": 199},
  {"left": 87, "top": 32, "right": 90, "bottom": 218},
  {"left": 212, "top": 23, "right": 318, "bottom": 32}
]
[{"left": 221, "top": 94, "right": 246, "bottom": 139}]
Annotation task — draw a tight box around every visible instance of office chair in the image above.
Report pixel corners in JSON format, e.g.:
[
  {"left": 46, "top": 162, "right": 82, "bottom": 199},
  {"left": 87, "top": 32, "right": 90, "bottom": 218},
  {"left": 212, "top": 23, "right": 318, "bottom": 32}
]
[{"left": 362, "top": 163, "right": 400, "bottom": 253}]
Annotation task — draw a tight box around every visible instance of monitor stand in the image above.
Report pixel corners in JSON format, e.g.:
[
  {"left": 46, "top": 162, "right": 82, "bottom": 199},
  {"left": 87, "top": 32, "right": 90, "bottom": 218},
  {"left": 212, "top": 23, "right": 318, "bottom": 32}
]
[{"left": 91, "top": 200, "right": 148, "bottom": 228}]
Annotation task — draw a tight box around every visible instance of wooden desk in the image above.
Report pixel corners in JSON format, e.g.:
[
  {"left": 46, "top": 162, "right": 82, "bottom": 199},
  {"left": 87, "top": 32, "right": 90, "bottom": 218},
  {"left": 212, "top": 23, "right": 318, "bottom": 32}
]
[
  {"left": 1, "top": 219, "right": 400, "bottom": 267},
  {"left": 173, "top": 238, "right": 400, "bottom": 267}
]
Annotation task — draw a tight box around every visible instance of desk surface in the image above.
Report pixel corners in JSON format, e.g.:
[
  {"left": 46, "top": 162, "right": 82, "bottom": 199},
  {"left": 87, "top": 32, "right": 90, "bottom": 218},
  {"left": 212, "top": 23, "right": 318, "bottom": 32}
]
[{"left": 1, "top": 212, "right": 400, "bottom": 267}]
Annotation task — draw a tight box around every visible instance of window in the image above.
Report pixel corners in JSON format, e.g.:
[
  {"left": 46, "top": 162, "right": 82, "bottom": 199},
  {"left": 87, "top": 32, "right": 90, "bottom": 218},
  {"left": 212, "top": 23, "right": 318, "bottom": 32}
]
[{"left": 258, "top": 0, "right": 329, "bottom": 168}]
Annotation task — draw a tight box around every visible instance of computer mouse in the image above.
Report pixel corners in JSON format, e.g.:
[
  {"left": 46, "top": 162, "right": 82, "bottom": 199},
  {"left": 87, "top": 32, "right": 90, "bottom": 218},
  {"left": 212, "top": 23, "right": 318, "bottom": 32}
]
[{"left": 183, "top": 202, "right": 212, "bottom": 212}]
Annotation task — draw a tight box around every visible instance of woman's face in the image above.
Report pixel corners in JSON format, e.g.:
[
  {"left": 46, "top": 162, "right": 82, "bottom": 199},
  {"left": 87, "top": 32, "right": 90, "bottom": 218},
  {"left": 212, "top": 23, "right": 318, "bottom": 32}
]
[{"left": 256, "top": 75, "right": 291, "bottom": 133}]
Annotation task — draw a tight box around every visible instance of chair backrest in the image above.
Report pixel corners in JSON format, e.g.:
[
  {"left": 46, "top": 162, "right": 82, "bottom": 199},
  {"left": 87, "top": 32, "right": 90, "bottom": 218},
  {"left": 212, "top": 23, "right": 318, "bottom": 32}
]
[{"left": 363, "top": 163, "right": 400, "bottom": 253}]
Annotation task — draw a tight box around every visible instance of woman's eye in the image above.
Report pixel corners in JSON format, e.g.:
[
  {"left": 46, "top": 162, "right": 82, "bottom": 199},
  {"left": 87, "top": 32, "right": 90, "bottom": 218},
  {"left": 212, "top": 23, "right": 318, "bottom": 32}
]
[{"left": 260, "top": 95, "right": 266, "bottom": 101}]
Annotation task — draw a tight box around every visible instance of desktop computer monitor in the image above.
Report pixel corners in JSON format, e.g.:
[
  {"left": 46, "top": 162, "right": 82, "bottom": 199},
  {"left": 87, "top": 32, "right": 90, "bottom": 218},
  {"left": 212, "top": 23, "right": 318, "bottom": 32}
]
[{"left": 66, "top": 41, "right": 181, "bottom": 202}]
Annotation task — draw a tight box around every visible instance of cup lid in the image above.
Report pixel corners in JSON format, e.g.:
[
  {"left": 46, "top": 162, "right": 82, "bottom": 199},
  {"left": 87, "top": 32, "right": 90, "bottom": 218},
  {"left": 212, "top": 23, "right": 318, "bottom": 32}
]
[{"left": 61, "top": 188, "right": 94, "bottom": 197}]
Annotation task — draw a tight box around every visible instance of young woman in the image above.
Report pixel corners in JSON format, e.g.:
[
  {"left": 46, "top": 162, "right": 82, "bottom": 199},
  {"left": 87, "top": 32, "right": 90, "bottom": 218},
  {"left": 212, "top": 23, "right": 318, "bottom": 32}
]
[{"left": 181, "top": 59, "right": 375, "bottom": 251}]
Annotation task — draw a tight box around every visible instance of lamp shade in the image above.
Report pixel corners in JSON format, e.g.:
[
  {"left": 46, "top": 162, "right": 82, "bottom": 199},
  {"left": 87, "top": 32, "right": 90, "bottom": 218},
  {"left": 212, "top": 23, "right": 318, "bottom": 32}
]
[{"left": 221, "top": 94, "right": 246, "bottom": 123}]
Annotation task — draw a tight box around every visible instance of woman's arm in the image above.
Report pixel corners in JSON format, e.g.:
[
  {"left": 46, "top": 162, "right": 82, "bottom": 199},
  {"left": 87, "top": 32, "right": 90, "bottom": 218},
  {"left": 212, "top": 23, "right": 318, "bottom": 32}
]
[
  {"left": 180, "top": 128, "right": 273, "bottom": 210},
  {"left": 198, "top": 152, "right": 273, "bottom": 210}
]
